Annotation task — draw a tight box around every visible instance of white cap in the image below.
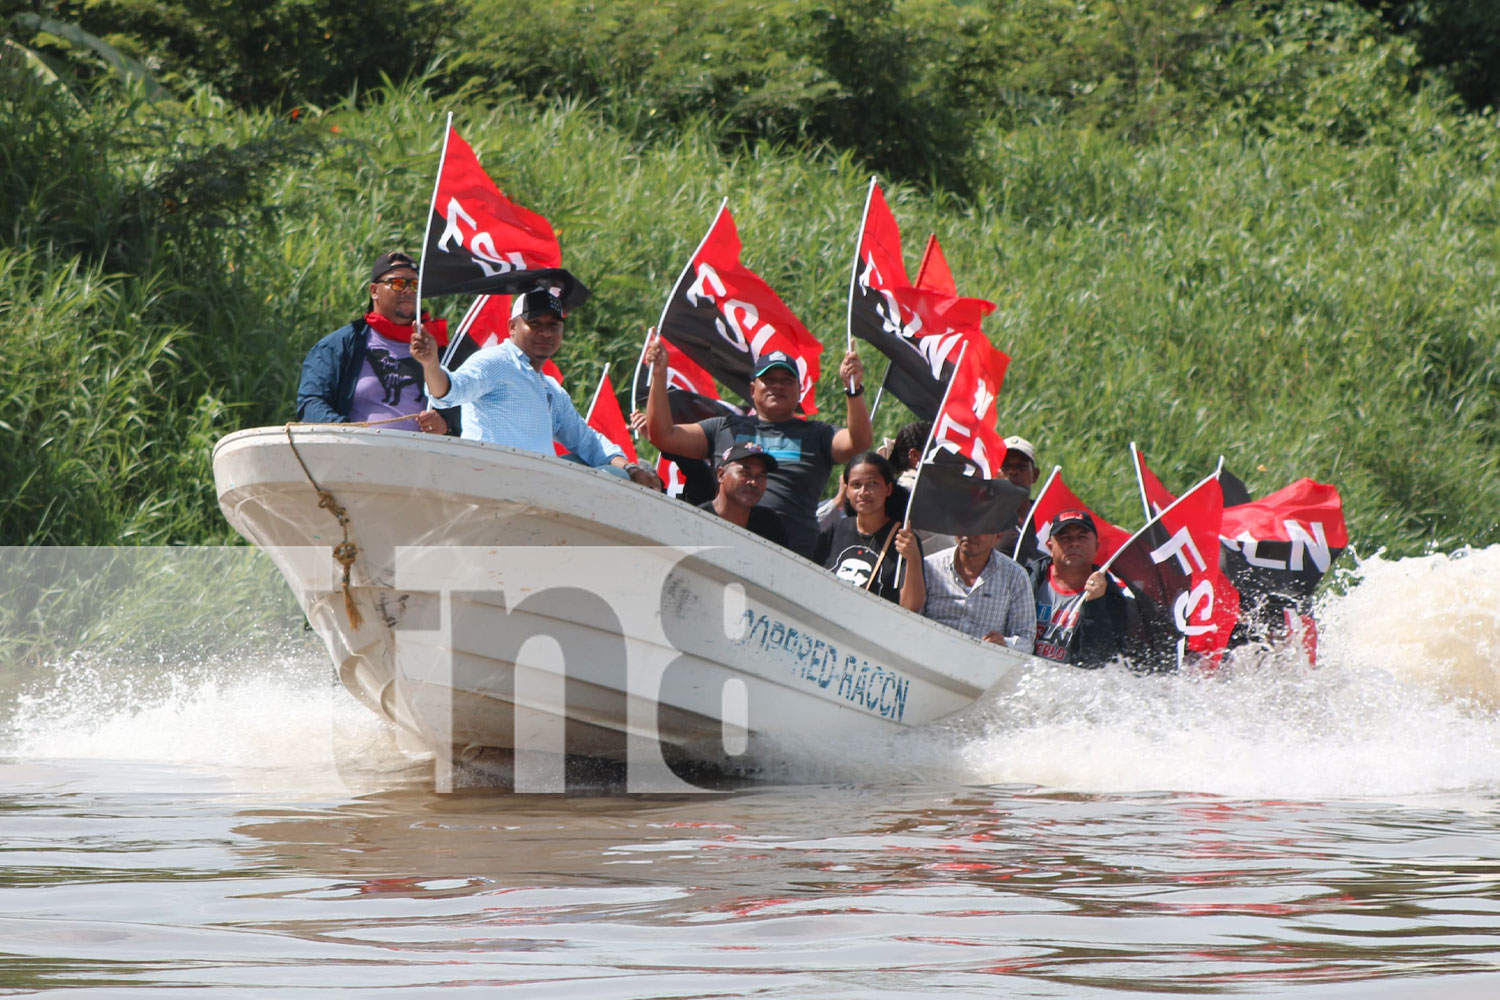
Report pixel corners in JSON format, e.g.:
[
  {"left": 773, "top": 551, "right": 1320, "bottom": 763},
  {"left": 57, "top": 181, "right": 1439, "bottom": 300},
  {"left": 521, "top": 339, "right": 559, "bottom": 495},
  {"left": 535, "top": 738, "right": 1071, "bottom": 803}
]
[{"left": 1003, "top": 436, "right": 1037, "bottom": 466}]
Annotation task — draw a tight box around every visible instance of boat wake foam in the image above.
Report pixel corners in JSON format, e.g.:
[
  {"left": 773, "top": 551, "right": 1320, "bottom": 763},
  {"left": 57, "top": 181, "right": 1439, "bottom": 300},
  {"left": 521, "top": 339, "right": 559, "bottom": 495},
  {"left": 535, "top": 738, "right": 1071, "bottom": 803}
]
[{"left": 4, "top": 546, "right": 1498, "bottom": 800}]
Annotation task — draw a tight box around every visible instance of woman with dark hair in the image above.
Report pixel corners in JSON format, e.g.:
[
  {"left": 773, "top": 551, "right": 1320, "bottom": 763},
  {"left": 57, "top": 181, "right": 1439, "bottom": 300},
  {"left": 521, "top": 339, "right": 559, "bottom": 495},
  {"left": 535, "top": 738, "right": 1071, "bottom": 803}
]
[{"left": 814, "top": 452, "right": 925, "bottom": 610}]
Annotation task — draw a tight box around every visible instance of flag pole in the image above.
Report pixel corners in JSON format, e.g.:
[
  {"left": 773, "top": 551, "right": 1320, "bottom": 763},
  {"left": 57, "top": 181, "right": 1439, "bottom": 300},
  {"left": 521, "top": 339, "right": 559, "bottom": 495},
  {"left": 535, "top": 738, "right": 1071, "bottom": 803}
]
[
  {"left": 902, "top": 339, "right": 969, "bottom": 526},
  {"left": 629, "top": 329, "right": 653, "bottom": 438},
  {"left": 1015, "top": 465, "right": 1061, "bottom": 561},
  {"left": 442, "top": 293, "right": 486, "bottom": 368},
  {"left": 656, "top": 199, "right": 727, "bottom": 339},
  {"left": 896, "top": 340, "right": 969, "bottom": 584},
  {"left": 585, "top": 363, "right": 610, "bottom": 423},
  {"left": 914, "top": 233, "right": 940, "bottom": 288},
  {"left": 415, "top": 111, "right": 453, "bottom": 344},
  {"left": 867, "top": 358, "right": 891, "bottom": 423},
  {"left": 1099, "top": 466, "right": 1225, "bottom": 575},
  {"left": 844, "top": 176, "right": 878, "bottom": 393},
  {"left": 1129, "top": 441, "right": 1152, "bottom": 523}
]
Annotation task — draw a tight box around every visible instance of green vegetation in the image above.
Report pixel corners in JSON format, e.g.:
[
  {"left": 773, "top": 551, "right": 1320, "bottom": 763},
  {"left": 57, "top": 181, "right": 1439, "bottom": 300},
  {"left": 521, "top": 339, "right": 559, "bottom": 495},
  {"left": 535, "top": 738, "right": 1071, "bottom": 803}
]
[{"left": 3, "top": 0, "right": 1499, "bottom": 556}]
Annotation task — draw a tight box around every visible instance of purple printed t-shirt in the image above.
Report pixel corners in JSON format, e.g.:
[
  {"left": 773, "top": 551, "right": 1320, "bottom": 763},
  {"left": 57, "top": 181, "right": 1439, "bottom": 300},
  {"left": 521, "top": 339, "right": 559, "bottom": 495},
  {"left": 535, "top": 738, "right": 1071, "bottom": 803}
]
[{"left": 349, "top": 327, "right": 428, "bottom": 423}]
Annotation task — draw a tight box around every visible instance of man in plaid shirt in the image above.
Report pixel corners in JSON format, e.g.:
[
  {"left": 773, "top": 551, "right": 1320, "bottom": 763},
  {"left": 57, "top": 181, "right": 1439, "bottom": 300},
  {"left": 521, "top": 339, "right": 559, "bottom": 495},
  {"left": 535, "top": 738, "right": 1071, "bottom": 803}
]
[{"left": 921, "top": 533, "right": 1036, "bottom": 653}]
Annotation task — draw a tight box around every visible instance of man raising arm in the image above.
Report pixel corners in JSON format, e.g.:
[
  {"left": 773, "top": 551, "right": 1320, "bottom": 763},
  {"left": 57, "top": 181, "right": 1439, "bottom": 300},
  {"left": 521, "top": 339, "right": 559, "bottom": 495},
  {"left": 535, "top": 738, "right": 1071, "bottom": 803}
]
[
  {"left": 642, "top": 331, "right": 871, "bottom": 558},
  {"left": 412, "top": 284, "right": 635, "bottom": 477}
]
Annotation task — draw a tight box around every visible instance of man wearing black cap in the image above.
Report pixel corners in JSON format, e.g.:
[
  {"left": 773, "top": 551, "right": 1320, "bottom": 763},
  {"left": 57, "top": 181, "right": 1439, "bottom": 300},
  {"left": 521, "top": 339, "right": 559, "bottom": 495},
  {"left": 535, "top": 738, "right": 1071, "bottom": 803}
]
[
  {"left": 1027, "top": 509, "right": 1135, "bottom": 668},
  {"left": 412, "top": 283, "right": 632, "bottom": 474},
  {"left": 699, "top": 443, "right": 788, "bottom": 547},
  {"left": 296, "top": 250, "right": 455, "bottom": 434},
  {"left": 642, "top": 336, "right": 871, "bottom": 559}
]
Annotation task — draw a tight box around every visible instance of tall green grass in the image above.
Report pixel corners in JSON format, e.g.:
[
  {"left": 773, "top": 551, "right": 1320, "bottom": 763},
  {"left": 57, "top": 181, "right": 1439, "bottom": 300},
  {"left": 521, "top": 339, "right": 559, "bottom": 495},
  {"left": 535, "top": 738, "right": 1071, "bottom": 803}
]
[{"left": 4, "top": 63, "right": 1500, "bottom": 555}]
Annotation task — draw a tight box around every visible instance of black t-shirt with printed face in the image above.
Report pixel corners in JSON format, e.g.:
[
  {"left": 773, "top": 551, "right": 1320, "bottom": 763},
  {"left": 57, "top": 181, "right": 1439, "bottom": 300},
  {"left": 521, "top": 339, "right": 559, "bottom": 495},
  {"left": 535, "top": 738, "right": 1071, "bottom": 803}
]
[
  {"left": 698, "top": 415, "right": 838, "bottom": 560},
  {"left": 815, "top": 516, "right": 923, "bottom": 604}
]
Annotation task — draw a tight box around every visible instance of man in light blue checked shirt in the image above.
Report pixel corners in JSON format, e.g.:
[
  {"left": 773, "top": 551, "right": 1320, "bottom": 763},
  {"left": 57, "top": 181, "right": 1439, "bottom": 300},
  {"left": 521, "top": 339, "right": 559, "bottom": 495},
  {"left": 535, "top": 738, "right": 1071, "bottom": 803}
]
[
  {"left": 413, "top": 284, "right": 633, "bottom": 477},
  {"left": 921, "top": 532, "right": 1036, "bottom": 653}
]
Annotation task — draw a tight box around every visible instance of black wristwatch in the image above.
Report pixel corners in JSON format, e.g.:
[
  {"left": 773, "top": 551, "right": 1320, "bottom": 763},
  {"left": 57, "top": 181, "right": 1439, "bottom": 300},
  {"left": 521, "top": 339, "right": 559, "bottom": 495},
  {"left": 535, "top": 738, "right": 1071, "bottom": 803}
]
[{"left": 844, "top": 384, "right": 865, "bottom": 398}]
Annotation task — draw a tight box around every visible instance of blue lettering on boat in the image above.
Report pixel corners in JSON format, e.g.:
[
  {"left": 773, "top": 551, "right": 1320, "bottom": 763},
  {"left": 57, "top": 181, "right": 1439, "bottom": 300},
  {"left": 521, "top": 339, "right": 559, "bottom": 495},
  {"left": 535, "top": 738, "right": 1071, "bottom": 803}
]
[
  {"left": 741, "top": 611, "right": 770, "bottom": 647},
  {"left": 731, "top": 605, "right": 907, "bottom": 721}
]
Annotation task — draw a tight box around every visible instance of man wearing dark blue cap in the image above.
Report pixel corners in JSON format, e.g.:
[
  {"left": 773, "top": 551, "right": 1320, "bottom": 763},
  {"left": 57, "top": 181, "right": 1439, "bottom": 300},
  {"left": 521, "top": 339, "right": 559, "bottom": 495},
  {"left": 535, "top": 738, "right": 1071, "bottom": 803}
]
[
  {"left": 698, "top": 442, "right": 788, "bottom": 547},
  {"left": 412, "top": 282, "right": 631, "bottom": 474},
  {"left": 643, "top": 337, "right": 871, "bottom": 559},
  {"left": 1026, "top": 509, "right": 1136, "bottom": 668}
]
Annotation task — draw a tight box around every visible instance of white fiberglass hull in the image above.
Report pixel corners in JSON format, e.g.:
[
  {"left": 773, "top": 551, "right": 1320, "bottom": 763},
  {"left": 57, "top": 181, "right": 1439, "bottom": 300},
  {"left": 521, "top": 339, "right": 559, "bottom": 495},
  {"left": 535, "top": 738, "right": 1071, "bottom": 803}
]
[{"left": 212, "top": 425, "right": 1029, "bottom": 786}]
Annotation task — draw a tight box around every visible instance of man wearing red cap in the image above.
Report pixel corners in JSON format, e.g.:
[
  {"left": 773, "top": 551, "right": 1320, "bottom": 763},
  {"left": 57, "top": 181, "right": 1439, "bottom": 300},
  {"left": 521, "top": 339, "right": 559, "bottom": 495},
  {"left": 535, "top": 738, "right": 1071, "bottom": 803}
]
[{"left": 296, "top": 250, "right": 454, "bottom": 435}]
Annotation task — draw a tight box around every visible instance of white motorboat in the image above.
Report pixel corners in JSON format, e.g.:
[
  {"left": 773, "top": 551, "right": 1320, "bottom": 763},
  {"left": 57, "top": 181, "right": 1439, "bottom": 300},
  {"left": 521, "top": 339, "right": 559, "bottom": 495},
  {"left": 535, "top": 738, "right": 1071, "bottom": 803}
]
[{"left": 212, "top": 425, "right": 1030, "bottom": 790}]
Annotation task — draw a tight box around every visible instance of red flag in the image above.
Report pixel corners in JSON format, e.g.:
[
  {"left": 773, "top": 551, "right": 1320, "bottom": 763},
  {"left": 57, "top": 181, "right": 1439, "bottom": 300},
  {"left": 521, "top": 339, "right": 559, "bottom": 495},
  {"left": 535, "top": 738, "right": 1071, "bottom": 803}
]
[
  {"left": 585, "top": 369, "right": 638, "bottom": 463},
  {"left": 657, "top": 455, "right": 687, "bottom": 498},
  {"left": 1130, "top": 442, "right": 1177, "bottom": 520},
  {"left": 632, "top": 334, "right": 740, "bottom": 423},
  {"left": 1219, "top": 477, "right": 1346, "bottom": 619},
  {"left": 448, "top": 293, "right": 565, "bottom": 384},
  {"left": 914, "top": 233, "right": 957, "bottom": 295},
  {"left": 1021, "top": 467, "right": 1134, "bottom": 564},
  {"left": 657, "top": 201, "right": 823, "bottom": 414},
  {"left": 1220, "top": 478, "right": 1348, "bottom": 554},
  {"left": 1104, "top": 473, "right": 1242, "bottom": 666},
  {"left": 927, "top": 339, "right": 1007, "bottom": 477},
  {"left": 420, "top": 120, "right": 562, "bottom": 296},
  {"left": 848, "top": 180, "right": 1001, "bottom": 420}
]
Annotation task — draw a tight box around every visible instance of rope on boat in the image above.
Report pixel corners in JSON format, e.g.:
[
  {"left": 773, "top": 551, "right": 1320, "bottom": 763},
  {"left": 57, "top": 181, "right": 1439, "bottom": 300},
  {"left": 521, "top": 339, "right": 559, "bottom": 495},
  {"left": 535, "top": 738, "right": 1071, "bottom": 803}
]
[{"left": 281, "top": 416, "right": 418, "bottom": 629}]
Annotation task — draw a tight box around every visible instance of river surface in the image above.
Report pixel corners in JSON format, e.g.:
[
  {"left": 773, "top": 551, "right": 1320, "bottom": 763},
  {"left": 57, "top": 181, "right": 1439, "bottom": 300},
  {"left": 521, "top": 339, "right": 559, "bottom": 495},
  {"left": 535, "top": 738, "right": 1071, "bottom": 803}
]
[{"left": 3, "top": 546, "right": 1500, "bottom": 997}]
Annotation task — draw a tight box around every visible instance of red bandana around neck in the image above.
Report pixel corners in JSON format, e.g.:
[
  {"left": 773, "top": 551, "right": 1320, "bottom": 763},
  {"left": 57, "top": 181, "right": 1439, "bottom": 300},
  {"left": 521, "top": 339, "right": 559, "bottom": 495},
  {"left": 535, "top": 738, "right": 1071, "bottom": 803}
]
[{"left": 364, "top": 311, "right": 448, "bottom": 347}]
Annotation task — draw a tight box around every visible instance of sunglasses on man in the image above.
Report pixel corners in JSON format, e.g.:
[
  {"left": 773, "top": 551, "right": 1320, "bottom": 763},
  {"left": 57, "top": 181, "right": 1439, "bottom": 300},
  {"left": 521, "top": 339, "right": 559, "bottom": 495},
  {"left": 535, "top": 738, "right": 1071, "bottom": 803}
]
[{"left": 376, "top": 277, "right": 418, "bottom": 292}]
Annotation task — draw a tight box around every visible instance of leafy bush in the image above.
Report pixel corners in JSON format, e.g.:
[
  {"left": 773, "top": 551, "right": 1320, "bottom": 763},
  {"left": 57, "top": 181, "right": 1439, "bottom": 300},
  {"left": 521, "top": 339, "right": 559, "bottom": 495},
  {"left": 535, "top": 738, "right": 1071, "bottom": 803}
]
[
  {"left": 444, "top": 0, "right": 998, "bottom": 191},
  {"left": 1358, "top": 0, "right": 1500, "bottom": 111},
  {"left": 3, "top": 0, "right": 458, "bottom": 107}
]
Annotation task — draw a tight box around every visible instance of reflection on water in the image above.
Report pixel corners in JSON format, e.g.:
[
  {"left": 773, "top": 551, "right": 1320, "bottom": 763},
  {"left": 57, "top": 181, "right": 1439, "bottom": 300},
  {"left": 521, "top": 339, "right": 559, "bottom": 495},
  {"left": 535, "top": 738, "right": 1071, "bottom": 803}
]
[
  {"left": 4, "top": 769, "right": 1500, "bottom": 995},
  {"left": 1, "top": 546, "right": 1500, "bottom": 994}
]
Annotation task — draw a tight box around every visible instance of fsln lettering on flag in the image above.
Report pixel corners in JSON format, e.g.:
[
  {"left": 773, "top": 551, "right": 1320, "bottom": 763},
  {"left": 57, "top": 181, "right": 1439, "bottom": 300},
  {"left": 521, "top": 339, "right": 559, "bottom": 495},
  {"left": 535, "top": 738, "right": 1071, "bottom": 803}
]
[
  {"left": 848, "top": 179, "right": 1001, "bottom": 420},
  {"left": 926, "top": 339, "right": 1008, "bottom": 478},
  {"left": 1104, "top": 472, "right": 1241, "bottom": 667},
  {"left": 657, "top": 201, "right": 823, "bottom": 415},
  {"left": 905, "top": 340, "right": 1024, "bottom": 537},
  {"left": 1131, "top": 446, "right": 1345, "bottom": 648},
  {"left": 1219, "top": 474, "right": 1346, "bottom": 641},
  {"left": 422, "top": 123, "right": 561, "bottom": 296}
]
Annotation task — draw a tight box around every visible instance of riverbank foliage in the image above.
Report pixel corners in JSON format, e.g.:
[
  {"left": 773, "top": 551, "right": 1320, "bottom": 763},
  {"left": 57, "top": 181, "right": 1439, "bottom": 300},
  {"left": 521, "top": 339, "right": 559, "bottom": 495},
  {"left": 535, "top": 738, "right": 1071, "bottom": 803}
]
[{"left": 2, "top": 0, "right": 1499, "bottom": 556}]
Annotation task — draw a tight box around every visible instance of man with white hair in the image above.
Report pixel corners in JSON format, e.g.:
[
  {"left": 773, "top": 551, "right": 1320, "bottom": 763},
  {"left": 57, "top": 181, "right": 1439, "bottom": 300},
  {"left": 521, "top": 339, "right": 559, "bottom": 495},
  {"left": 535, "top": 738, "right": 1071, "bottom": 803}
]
[{"left": 412, "top": 283, "right": 636, "bottom": 476}]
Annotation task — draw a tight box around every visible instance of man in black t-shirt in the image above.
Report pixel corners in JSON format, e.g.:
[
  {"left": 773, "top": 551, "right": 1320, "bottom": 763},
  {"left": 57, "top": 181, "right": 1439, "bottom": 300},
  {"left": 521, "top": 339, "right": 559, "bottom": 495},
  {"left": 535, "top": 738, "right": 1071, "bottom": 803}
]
[
  {"left": 644, "top": 334, "right": 871, "bottom": 559},
  {"left": 697, "top": 442, "right": 788, "bottom": 548}
]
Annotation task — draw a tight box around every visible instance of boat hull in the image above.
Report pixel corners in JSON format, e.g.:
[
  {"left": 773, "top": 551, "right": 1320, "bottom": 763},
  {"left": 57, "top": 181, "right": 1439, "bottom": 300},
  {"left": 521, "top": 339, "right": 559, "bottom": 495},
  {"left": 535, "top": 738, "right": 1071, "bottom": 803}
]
[{"left": 213, "top": 425, "right": 1029, "bottom": 787}]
